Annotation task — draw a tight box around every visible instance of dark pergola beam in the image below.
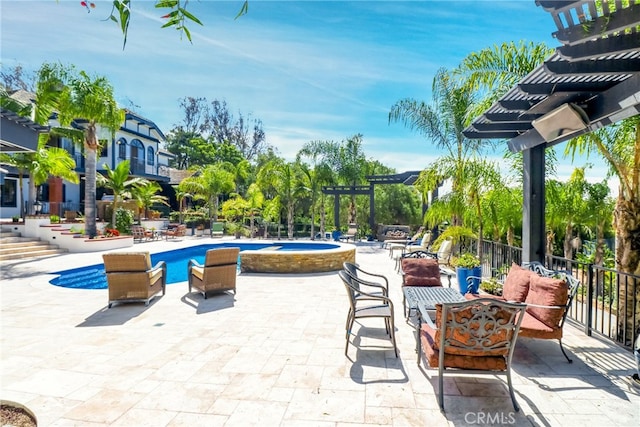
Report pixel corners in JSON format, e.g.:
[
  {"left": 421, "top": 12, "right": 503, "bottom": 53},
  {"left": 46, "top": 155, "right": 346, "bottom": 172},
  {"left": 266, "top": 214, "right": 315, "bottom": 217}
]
[
  {"left": 544, "top": 57, "right": 640, "bottom": 76},
  {"left": 484, "top": 112, "right": 543, "bottom": 122},
  {"left": 552, "top": 4, "right": 640, "bottom": 46},
  {"left": 463, "top": 129, "right": 520, "bottom": 139},
  {"left": 498, "top": 99, "right": 540, "bottom": 111},
  {"left": 557, "top": 32, "right": 640, "bottom": 61},
  {"left": 518, "top": 80, "right": 616, "bottom": 95},
  {"left": 473, "top": 122, "right": 533, "bottom": 132}
]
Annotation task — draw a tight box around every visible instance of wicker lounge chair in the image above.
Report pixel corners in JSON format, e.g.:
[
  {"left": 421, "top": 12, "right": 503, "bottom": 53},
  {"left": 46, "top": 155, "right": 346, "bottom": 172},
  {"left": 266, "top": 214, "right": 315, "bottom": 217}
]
[
  {"left": 188, "top": 247, "right": 240, "bottom": 298},
  {"left": 102, "top": 252, "right": 167, "bottom": 308},
  {"left": 419, "top": 298, "right": 526, "bottom": 411},
  {"left": 162, "top": 224, "right": 187, "bottom": 240}
]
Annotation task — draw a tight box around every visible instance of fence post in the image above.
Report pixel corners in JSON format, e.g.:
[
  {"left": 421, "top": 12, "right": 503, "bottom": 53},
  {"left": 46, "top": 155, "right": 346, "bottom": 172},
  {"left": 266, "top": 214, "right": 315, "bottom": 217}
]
[{"left": 586, "top": 263, "right": 594, "bottom": 337}]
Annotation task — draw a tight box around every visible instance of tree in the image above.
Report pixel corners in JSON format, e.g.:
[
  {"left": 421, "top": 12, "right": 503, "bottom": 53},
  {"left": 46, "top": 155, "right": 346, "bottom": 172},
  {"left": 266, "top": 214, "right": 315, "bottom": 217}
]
[
  {"left": 207, "top": 99, "right": 268, "bottom": 161},
  {"left": 257, "top": 159, "right": 304, "bottom": 239},
  {"left": 390, "top": 68, "right": 482, "bottom": 229},
  {"left": 455, "top": 41, "right": 553, "bottom": 122},
  {"left": 98, "top": 0, "right": 247, "bottom": 49},
  {"left": 0, "top": 137, "right": 79, "bottom": 217},
  {"left": 245, "top": 183, "right": 264, "bottom": 237},
  {"left": 131, "top": 180, "right": 170, "bottom": 221},
  {"left": 97, "top": 160, "right": 145, "bottom": 227},
  {"left": 565, "top": 117, "right": 640, "bottom": 342},
  {"left": 180, "top": 163, "right": 235, "bottom": 222},
  {"left": 297, "top": 140, "right": 337, "bottom": 239},
  {"left": 35, "top": 63, "right": 125, "bottom": 238}
]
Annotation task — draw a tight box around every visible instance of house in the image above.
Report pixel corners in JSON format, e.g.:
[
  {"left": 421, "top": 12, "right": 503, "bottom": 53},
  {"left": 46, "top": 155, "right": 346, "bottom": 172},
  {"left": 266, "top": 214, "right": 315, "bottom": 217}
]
[{"left": 0, "top": 91, "right": 175, "bottom": 219}]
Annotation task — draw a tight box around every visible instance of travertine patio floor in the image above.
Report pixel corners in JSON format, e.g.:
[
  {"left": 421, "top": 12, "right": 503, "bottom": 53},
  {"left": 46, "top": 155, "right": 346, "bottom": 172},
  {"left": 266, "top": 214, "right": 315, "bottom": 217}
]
[{"left": 1, "top": 237, "right": 638, "bottom": 426}]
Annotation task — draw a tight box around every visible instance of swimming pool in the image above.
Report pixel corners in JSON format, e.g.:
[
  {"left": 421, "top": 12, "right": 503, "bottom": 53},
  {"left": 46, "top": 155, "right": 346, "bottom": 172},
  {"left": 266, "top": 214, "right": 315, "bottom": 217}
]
[{"left": 49, "top": 241, "right": 352, "bottom": 290}]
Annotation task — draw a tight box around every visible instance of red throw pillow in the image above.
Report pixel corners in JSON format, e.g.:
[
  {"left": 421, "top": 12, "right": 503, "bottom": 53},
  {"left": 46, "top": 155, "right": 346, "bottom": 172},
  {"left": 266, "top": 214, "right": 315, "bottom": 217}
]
[
  {"left": 503, "top": 263, "right": 534, "bottom": 302},
  {"left": 402, "top": 258, "right": 442, "bottom": 287},
  {"left": 524, "top": 274, "right": 569, "bottom": 328}
]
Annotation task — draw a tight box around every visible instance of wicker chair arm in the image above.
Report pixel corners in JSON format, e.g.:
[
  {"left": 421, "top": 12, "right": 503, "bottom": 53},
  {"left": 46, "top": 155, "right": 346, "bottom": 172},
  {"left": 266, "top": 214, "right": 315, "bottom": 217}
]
[{"left": 187, "top": 258, "right": 203, "bottom": 269}]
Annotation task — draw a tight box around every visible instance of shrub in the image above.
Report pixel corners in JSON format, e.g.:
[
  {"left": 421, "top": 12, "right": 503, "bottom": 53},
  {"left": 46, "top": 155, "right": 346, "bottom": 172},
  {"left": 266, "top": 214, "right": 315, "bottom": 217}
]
[{"left": 114, "top": 207, "right": 134, "bottom": 235}]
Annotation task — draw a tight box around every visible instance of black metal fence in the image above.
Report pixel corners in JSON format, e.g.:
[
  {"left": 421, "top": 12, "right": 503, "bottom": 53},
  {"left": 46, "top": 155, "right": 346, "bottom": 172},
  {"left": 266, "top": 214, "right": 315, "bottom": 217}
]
[{"left": 460, "top": 238, "right": 639, "bottom": 351}]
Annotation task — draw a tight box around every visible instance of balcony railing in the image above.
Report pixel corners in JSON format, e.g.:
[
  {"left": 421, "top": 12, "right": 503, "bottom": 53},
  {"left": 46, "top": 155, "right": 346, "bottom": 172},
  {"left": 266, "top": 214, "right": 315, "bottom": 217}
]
[{"left": 460, "top": 238, "right": 639, "bottom": 351}]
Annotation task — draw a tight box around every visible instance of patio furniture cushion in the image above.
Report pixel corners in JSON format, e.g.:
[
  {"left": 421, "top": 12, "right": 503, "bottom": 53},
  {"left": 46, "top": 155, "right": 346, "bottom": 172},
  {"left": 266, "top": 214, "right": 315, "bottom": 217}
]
[
  {"left": 432, "top": 303, "right": 514, "bottom": 357},
  {"left": 401, "top": 258, "right": 441, "bottom": 287},
  {"left": 518, "top": 312, "right": 562, "bottom": 339},
  {"left": 503, "top": 263, "right": 534, "bottom": 302},
  {"left": 420, "top": 323, "right": 507, "bottom": 371},
  {"left": 525, "top": 275, "right": 568, "bottom": 329}
]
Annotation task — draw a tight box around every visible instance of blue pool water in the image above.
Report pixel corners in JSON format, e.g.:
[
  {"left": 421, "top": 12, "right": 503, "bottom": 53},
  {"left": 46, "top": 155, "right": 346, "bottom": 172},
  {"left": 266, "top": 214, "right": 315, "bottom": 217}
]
[{"left": 49, "top": 242, "right": 338, "bottom": 290}]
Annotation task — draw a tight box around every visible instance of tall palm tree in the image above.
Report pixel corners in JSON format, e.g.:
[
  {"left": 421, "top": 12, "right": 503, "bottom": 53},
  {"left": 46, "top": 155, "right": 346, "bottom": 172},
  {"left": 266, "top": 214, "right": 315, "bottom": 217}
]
[
  {"left": 35, "top": 63, "right": 124, "bottom": 238},
  {"left": 297, "top": 140, "right": 336, "bottom": 239},
  {"left": 257, "top": 159, "right": 304, "bottom": 239},
  {"left": 390, "top": 68, "right": 482, "bottom": 229},
  {"left": 97, "top": 160, "right": 145, "bottom": 227}
]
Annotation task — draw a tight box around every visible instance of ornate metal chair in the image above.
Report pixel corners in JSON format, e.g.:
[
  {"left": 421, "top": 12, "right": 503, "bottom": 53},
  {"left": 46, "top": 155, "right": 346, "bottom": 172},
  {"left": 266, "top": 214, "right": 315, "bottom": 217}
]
[{"left": 419, "top": 298, "right": 526, "bottom": 411}]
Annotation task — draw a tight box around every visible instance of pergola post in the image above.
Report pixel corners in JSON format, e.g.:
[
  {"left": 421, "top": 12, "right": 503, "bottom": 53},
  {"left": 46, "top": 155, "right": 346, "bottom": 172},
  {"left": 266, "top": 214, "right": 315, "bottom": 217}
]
[
  {"left": 522, "top": 145, "right": 545, "bottom": 263},
  {"left": 333, "top": 194, "right": 340, "bottom": 231},
  {"left": 369, "top": 184, "right": 376, "bottom": 235}
]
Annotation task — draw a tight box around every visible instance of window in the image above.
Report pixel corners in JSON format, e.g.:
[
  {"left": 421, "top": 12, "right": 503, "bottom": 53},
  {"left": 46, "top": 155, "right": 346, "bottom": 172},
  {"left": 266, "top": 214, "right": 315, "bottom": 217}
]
[
  {"left": 99, "top": 139, "right": 108, "bottom": 157},
  {"left": 147, "top": 147, "right": 155, "bottom": 165},
  {"left": 0, "top": 179, "right": 17, "bottom": 207},
  {"left": 117, "top": 138, "right": 127, "bottom": 159}
]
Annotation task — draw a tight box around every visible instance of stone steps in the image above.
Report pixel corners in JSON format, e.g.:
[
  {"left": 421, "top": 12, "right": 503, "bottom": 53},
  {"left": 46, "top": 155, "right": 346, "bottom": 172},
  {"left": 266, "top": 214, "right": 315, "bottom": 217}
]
[{"left": 0, "top": 230, "right": 67, "bottom": 261}]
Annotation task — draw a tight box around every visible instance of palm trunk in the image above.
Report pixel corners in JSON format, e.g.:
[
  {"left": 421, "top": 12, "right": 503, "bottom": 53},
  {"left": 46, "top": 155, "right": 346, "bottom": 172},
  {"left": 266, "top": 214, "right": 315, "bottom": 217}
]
[
  {"left": 614, "top": 197, "right": 640, "bottom": 345},
  {"left": 84, "top": 125, "right": 98, "bottom": 238},
  {"left": 563, "top": 223, "right": 574, "bottom": 259},
  {"left": 287, "top": 203, "right": 294, "bottom": 239},
  {"left": 28, "top": 175, "right": 36, "bottom": 215}
]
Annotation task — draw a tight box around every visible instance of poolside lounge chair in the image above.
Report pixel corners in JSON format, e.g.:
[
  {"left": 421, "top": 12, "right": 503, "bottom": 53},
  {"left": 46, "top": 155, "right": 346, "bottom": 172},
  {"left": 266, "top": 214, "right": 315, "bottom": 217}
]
[
  {"left": 419, "top": 298, "right": 526, "bottom": 411},
  {"left": 188, "top": 247, "right": 240, "bottom": 298},
  {"left": 211, "top": 222, "right": 224, "bottom": 238},
  {"left": 162, "top": 224, "right": 187, "bottom": 240},
  {"left": 102, "top": 252, "right": 166, "bottom": 308},
  {"left": 338, "top": 269, "right": 397, "bottom": 357},
  {"left": 131, "top": 225, "right": 155, "bottom": 242},
  {"left": 406, "top": 231, "right": 433, "bottom": 253}
]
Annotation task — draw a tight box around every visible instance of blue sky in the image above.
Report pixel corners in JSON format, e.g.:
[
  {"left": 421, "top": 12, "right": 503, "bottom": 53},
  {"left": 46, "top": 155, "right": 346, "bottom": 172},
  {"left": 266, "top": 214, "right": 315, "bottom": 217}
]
[{"left": 1, "top": 1, "right": 611, "bottom": 189}]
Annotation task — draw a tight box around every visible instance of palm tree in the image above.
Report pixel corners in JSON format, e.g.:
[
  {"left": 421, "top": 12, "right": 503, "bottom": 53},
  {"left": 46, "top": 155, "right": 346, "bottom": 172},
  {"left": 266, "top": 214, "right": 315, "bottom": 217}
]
[
  {"left": 390, "top": 68, "right": 482, "bottom": 229},
  {"left": 257, "top": 159, "right": 304, "bottom": 239},
  {"left": 0, "top": 137, "right": 79, "bottom": 217},
  {"left": 96, "top": 160, "right": 145, "bottom": 228},
  {"left": 245, "top": 183, "right": 264, "bottom": 238},
  {"left": 565, "top": 117, "right": 640, "bottom": 341},
  {"left": 131, "top": 180, "right": 169, "bottom": 221},
  {"left": 180, "top": 163, "right": 235, "bottom": 222},
  {"left": 35, "top": 63, "right": 124, "bottom": 238},
  {"left": 297, "top": 140, "right": 336, "bottom": 239},
  {"left": 455, "top": 41, "right": 553, "bottom": 122}
]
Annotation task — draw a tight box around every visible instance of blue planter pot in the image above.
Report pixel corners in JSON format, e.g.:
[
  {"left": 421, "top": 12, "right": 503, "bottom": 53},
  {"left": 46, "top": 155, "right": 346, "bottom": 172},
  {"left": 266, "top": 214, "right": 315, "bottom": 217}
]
[
  {"left": 456, "top": 266, "right": 482, "bottom": 294},
  {"left": 332, "top": 230, "right": 342, "bottom": 241}
]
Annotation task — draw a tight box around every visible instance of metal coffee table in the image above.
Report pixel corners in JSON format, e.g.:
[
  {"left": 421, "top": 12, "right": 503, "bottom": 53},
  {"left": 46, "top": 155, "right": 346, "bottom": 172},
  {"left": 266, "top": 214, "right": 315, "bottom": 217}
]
[{"left": 403, "top": 286, "right": 465, "bottom": 318}]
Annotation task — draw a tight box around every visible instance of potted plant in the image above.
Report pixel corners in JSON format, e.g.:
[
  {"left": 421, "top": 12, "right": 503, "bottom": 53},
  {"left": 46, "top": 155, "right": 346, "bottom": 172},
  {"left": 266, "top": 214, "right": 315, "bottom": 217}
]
[
  {"left": 451, "top": 253, "right": 481, "bottom": 294},
  {"left": 12, "top": 215, "right": 20, "bottom": 223}
]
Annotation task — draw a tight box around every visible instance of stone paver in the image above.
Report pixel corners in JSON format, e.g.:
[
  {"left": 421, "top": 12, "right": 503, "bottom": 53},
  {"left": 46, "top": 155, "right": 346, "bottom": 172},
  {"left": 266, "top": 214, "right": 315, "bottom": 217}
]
[{"left": 1, "top": 237, "right": 638, "bottom": 426}]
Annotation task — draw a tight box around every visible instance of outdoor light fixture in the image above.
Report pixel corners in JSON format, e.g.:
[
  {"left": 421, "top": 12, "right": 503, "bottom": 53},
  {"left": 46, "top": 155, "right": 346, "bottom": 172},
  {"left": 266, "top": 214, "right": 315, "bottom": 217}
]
[
  {"left": 33, "top": 200, "right": 42, "bottom": 215},
  {"left": 531, "top": 103, "right": 589, "bottom": 142}
]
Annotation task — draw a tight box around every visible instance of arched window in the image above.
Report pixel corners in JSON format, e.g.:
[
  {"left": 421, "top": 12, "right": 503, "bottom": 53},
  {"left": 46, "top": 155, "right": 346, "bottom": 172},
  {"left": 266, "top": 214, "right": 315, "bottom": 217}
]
[
  {"left": 117, "top": 138, "right": 127, "bottom": 159},
  {"left": 130, "top": 139, "right": 145, "bottom": 174},
  {"left": 147, "top": 147, "right": 155, "bottom": 165}
]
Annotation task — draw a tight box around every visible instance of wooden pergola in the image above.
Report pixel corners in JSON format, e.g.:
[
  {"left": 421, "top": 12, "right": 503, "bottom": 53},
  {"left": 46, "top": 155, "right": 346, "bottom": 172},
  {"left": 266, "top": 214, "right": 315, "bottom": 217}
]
[{"left": 463, "top": 0, "right": 640, "bottom": 262}]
